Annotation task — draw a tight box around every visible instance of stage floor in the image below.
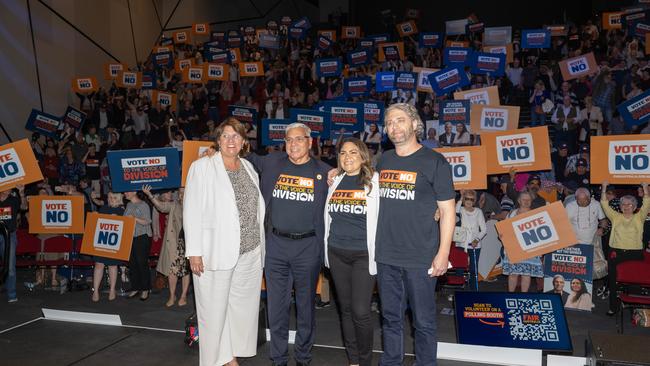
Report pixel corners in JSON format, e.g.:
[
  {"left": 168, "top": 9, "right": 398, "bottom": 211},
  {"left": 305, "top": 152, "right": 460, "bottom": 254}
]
[{"left": 0, "top": 269, "right": 648, "bottom": 365}]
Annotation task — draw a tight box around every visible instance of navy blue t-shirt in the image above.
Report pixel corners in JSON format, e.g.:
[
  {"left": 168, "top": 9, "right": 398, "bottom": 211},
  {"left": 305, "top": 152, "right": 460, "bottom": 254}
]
[
  {"left": 271, "top": 160, "right": 317, "bottom": 233},
  {"left": 328, "top": 174, "right": 367, "bottom": 251}
]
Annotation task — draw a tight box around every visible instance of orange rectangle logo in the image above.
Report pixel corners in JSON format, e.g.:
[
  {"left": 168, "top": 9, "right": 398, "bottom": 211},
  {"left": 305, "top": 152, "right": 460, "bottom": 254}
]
[
  {"left": 496, "top": 202, "right": 577, "bottom": 263},
  {"left": 182, "top": 66, "right": 206, "bottom": 84},
  {"left": 0, "top": 139, "right": 44, "bottom": 191},
  {"left": 80, "top": 212, "right": 135, "bottom": 261},
  {"left": 28, "top": 195, "right": 85, "bottom": 234},
  {"left": 103, "top": 63, "right": 127, "bottom": 80},
  {"left": 602, "top": 12, "right": 622, "bottom": 30},
  {"left": 173, "top": 30, "right": 190, "bottom": 44},
  {"left": 396, "top": 20, "right": 418, "bottom": 37},
  {"left": 276, "top": 174, "right": 314, "bottom": 188},
  {"left": 151, "top": 90, "right": 177, "bottom": 112},
  {"left": 379, "top": 170, "right": 417, "bottom": 184},
  {"left": 318, "top": 30, "right": 337, "bottom": 41},
  {"left": 205, "top": 63, "right": 229, "bottom": 81},
  {"left": 115, "top": 71, "right": 142, "bottom": 89},
  {"left": 590, "top": 134, "right": 650, "bottom": 184},
  {"left": 71, "top": 76, "right": 99, "bottom": 94},
  {"left": 559, "top": 52, "right": 598, "bottom": 81},
  {"left": 239, "top": 61, "right": 264, "bottom": 77},
  {"left": 181, "top": 141, "right": 214, "bottom": 186},
  {"left": 193, "top": 23, "right": 209, "bottom": 35},
  {"left": 482, "top": 126, "right": 552, "bottom": 174},
  {"left": 434, "top": 146, "right": 487, "bottom": 190},
  {"left": 341, "top": 26, "right": 361, "bottom": 39}
]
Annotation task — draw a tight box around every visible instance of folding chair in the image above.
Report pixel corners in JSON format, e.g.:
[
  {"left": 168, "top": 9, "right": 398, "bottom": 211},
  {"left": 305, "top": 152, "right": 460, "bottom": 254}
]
[
  {"left": 615, "top": 252, "right": 650, "bottom": 333},
  {"left": 15, "top": 229, "right": 41, "bottom": 268},
  {"left": 439, "top": 243, "right": 469, "bottom": 296}
]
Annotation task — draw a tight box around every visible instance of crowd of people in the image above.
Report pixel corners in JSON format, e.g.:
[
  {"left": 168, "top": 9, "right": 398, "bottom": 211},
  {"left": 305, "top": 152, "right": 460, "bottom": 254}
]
[{"left": 1, "top": 9, "right": 650, "bottom": 366}]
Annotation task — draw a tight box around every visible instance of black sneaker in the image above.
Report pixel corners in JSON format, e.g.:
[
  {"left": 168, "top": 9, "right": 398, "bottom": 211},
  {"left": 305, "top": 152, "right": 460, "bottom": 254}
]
[{"left": 315, "top": 300, "right": 331, "bottom": 309}]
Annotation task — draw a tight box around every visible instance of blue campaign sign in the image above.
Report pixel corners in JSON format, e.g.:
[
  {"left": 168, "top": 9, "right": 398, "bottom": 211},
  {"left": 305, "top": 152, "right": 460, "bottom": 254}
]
[
  {"left": 359, "top": 37, "right": 375, "bottom": 49},
  {"left": 153, "top": 51, "right": 174, "bottom": 69},
  {"left": 141, "top": 72, "right": 156, "bottom": 89},
  {"left": 226, "top": 31, "right": 243, "bottom": 48},
  {"left": 455, "top": 292, "right": 572, "bottom": 352},
  {"left": 470, "top": 52, "right": 506, "bottom": 76},
  {"left": 289, "top": 26, "right": 307, "bottom": 39},
  {"left": 521, "top": 29, "right": 551, "bottom": 49},
  {"left": 618, "top": 89, "right": 650, "bottom": 128},
  {"left": 394, "top": 71, "right": 417, "bottom": 91},
  {"left": 289, "top": 108, "right": 331, "bottom": 140},
  {"left": 291, "top": 16, "right": 312, "bottom": 29},
  {"left": 347, "top": 48, "right": 372, "bottom": 67},
  {"left": 25, "top": 109, "right": 63, "bottom": 139},
  {"left": 428, "top": 67, "right": 470, "bottom": 96},
  {"left": 375, "top": 72, "right": 395, "bottom": 92},
  {"left": 363, "top": 101, "right": 385, "bottom": 127},
  {"left": 60, "top": 106, "right": 87, "bottom": 132},
  {"left": 543, "top": 244, "right": 594, "bottom": 312},
  {"left": 107, "top": 147, "right": 181, "bottom": 192},
  {"left": 443, "top": 47, "right": 473, "bottom": 67},
  {"left": 261, "top": 118, "right": 291, "bottom": 146},
  {"left": 322, "top": 101, "right": 364, "bottom": 132},
  {"left": 259, "top": 34, "right": 280, "bottom": 49},
  {"left": 439, "top": 100, "right": 470, "bottom": 127},
  {"left": 419, "top": 32, "right": 443, "bottom": 48},
  {"left": 205, "top": 50, "right": 231, "bottom": 64},
  {"left": 316, "top": 35, "right": 334, "bottom": 51},
  {"left": 227, "top": 105, "right": 258, "bottom": 125},
  {"left": 344, "top": 77, "right": 372, "bottom": 97},
  {"left": 315, "top": 58, "right": 342, "bottom": 78},
  {"left": 368, "top": 34, "right": 390, "bottom": 43}
]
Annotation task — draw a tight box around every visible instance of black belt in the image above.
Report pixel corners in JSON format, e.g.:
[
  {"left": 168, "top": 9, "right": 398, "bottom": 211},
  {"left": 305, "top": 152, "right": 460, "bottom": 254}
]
[{"left": 272, "top": 227, "right": 316, "bottom": 240}]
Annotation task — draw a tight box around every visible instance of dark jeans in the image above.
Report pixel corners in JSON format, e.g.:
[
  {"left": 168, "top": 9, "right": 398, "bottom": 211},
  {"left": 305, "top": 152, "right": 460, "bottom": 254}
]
[
  {"left": 377, "top": 263, "right": 438, "bottom": 366},
  {"left": 265, "top": 233, "right": 321, "bottom": 365},
  {"left": 129, "top": 235, "right": 152, "bottom": 291},
  {"left": 468, "top": 248, "right": 481, "bottom": 291},
  {"left": 328, "top": 246, "right": 376, "bottom": 366},
  {"left": 608, "top": 248, "right": 644, "bottom": 310},
  {"left": 0, "top": 231, "right": 17, "bottom": 300}
]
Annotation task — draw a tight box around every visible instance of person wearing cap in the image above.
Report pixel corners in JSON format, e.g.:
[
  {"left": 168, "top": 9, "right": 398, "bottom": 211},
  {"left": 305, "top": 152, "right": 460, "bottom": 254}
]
[
  {"left": 504, "top": 170, "right": 547, "bottom": 209},
  {"left": 551, "top": 143, "right": 570, "bottom": 182},
  {"left": 551, "top": 95, "right": 581, "bottom": 153},
  {"left": 565, "top": 158, "right": 591, "bottom": 190},
  {"left": 565, "top": 144, "right": 590, "bottom": 176}
]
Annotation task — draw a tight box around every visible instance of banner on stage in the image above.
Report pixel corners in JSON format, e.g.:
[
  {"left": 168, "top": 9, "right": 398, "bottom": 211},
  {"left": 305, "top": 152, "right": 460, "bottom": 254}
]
[
  {"left": 428, "top": 67, "right": 470, "bottom": 95},
  {"left": 289, "top": 109, "right": 331, "bottom": 140},
  {"left": 71, "top": 77, "right": 99, "bottom": 94},
  {"left": 28, "top": 195, "right": 85, "bottom": 234},
  {"left": 440, "top": 100, "right": 471, "bottom": 129},
  {"left": 181, "top": 140, "right": 214, "bottom": 186},
  {"left": 205, "top": 63, "right": 229, "bottom": 81},
  {"left": 315, "top": 58, "right": 342, "bottom": 78},
  {"left": 521, "top": 30, "right": 551, "bottom": 49},
  {"left": 443, "top": 47, "right": 472, "bottom": 67},
  {"left": 227, "top": 105, "right": 258, "bottom": 125},
  {"left": 413, "top": 67, "right": 439, "bottom": 93},
  {"left": 341, "top": 26, "right": 361, "bottom": 39},
  {"left": 589, "top": 134, "right": 650, "bottom": 184},
  {"left": 617, "top": 89, "right": 650, "bottom": 128},
  {"left": 470, "top": 52, "right": 506, "bottom": 76},
  {"left": 395, "top": 71, "right": 417, "bottom": 91},
  {"left": 80, "top": 212, "right": 135, "bottom": 261},
  {"left": 454, "top": 85, "right": 500, "bottom": 106},
  {"left": 482, "top": 126, "right": 552, "bottom": 174},
  {"left": 483, "top": 44, "right": 514, "bottom": 63},
  {"left": 152, "top": 91, "right": 177, "bottom": 112},
  {"left": 107, "top": 148, "right": 181, "bottom": 192},
  {"left": 496, "top": 201, "right": 577, "bottom": 264},
  {"left": 103, "top": 63, "right": 126, "bottom": 80},
  {"left": 396, "top": 20, "right": 418, "bottom": 37},
  {"left": 559, "top": 52, "right": 598, "bottom": 81},
  {"left": 25, "top": 109, "right": 62, "bottom": 139},
  {"left": 322, "top": 101, "right": 364, "bottom": 132},
  {"left": 343, "top": 77, "right": 371, "bottom": 97},
  {"left": 375, "top": 72, "right": 395, "bottom": 92},
  {"left": 419, "top": 32, "right": 443, "bottom": 48},
  {"left": 543, "top": 244, "right": 594, "bottom": 312},
  {"left": 454, "top": 291, "right": 572, "bottom": 351},
  {"left": 239, "top": 62, "right": 264, "bottom": 77},
  {"left": 261, "top": 119, "right": 291, "bottom": 146},
  {"left": 0, "top": 139, "right": 44, "bottom": 191},
  {"left": 470, "top": 104, "right": 520, "bottom": 133},
  {"left": 434, "top": 146, "right": 487, "bottom": 190}
]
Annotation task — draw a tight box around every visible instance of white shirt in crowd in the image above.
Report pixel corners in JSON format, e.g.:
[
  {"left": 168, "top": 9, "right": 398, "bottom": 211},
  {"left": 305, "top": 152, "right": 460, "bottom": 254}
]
[
  {"left": 506, "top": 66, "right": 523, "bottom": 87},
  {"left": 565, "top": 198, "right": 605, "bottom": 244},
  {"left": 133, "top": 112, "right": 149, "bottom": 134},
  {"left": 456, "top": 202, "right": 487, "bottom": 249}
]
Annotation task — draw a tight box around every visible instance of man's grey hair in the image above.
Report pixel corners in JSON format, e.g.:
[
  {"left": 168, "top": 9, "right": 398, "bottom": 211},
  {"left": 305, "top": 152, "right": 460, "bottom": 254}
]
[
  {"left": 574, "top": 188, "right": 591, "bottom": 200},
  {"left": 385, "top": 103, "right": 424, "bottom": 139},
  {"left": 285, "top": 122, "right": 311, "bottom": 136},
  {"left": 620, "top": 195, "right": 638, "bottom": 210}
]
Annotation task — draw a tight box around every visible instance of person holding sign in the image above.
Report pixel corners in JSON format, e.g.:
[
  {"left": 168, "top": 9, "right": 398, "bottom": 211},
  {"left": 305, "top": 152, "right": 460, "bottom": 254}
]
[
  {"left": 91, "top": 192, "right": 125, "bottom": 302},
  {"left": 500, "top": 191, "right": 544, "bottom": 292},
  {"left": 124, "top": 191, "right": 153, "bottom": 301},
  {"left": 324, "top": 138, "right": 380, "bottom": 366},
  {"left": 376, "top": 103, "right": 455, "bottom": 366},
  {"left": 455, "top": 190, "right": 487, "bottom": 291},
  {"left": 600, "top": 181, "right": 650, "bottom": 315},
  {"left": 184, "top": 118, "right": 265, "bottom": 366}
]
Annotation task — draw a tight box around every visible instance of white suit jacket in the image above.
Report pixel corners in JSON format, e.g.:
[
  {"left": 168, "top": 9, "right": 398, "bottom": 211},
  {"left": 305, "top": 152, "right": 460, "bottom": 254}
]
[
  {"left": 323, "top": 172, "right": 379, "bottom": 275},
  {"left": 183, "top": 152, "right": 266, "bottom": 270}
]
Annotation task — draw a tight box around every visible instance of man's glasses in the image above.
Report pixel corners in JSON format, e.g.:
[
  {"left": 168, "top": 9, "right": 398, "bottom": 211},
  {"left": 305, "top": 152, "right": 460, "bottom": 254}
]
[{"left": 284, "top": 136, "right": 309, "bottom": 144}]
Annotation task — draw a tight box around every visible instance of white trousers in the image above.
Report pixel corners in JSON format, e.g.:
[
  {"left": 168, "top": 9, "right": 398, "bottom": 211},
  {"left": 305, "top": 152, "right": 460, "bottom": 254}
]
[{"left": 193, "top": 246, "right": 263, "bottom": 366}]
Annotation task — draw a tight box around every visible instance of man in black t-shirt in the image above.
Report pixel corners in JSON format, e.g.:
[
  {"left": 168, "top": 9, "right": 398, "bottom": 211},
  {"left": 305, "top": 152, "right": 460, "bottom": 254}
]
[
  {"left": 247, "top": 123, "right": 332, "bottom": 366},
  {"left": 0, "top": 185, "right": 27, "bottom": 303},
  {"left": 375, "top": 104, "right": 456, "bottom": 366}
]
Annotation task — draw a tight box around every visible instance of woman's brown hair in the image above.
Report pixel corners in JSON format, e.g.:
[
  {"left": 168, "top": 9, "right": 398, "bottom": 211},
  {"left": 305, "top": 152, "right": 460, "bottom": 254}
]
[
  {"left": 214, "top": 117, "right": 250, "bottom": 157},
  {"left": 336, "top": 137, "right": 374, "bottom": 193}
]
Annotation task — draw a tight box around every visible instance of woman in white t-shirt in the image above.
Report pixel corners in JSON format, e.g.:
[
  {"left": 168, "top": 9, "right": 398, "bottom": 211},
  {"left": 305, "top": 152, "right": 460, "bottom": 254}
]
[{"left": 456, "top": 190, "right": 487, "bottom": 291}]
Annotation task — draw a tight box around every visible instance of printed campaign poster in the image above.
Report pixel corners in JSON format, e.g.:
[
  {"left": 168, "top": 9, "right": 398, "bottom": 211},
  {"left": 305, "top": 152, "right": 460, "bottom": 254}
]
[
  {"left": 71, "top": 77, "right": 99, "bottom": 94},
  {"left": 454, "top": 292, "right": 572, "bottom": 351},
  {"left": 317, "top": 29, "right": 337, "bottom": 42},
  {"left": 239, "top": 62, "right": 264, "bottom": 77},
  {"left": 289, "top": 27, "right": 307, "bottom": 39},
  {"left": 521, "top": 29, "right": 551, "bottom": 49},
  {"left": 141, "top": 72, "right": 156, "bottom": 89},
  {"left": 617, "top": 89, "right": 650, "bottom": 128},
  {"left": 227, "top": 105, "right": 258, "bottom": 125},
  {"left": 115, "top": 71, "right": 142, "bottom": 89},
  {"left": 482, "top": 126, "right": 552, "bottom": 174},
  {"left": 602, "top": 12, "right": 623, "bottom": 30},
  {"left": 153, "top": 50, "right": 174, "bottom": 69},
  {"left": 103, "top": 63, "right": 127, "bottom": 80},
  {"left": 341, "top": 26, "right": 361, "bottom": 39},
  {"left": 378, "top": 42, "right": 405, "bottom": 62},
  {"left": 25, "top": 109, "right": 62, "bottom": 139},
  {"left": 289, "top": 109, "right": 331, "bottom": 140},
  {"left": 173, "top": 30, "right": 190, "bottom": 44},
  {"left": 375, "top": 72, "right": 395, "bottom": 92},
  {"left": 28, "top": 195, "right": 85, "bottom": 234},
  {"left": 428, "top": 67, "right": 471, "bottom": 95},
  {"left": 152, "top": 90, "right": 177, "bottom": 112},
  {"left": 482, "top": 26, "right": 512, "bottom": 46},
  {"left": 559, "top": 52, "right": 598, "bottom": 81},
  {"left": 347, "top": 48, "right": 372, "bottom": 67},
  {"left": 192, "top": 23, "right": 209, "bottom": 35},
  {"left": 496, "top": 201, "right": 577, "bottom": 264},
  {"left": 182, "top": 66, "right": 206, "bottom": 84},
  {"left": 0, "top": 139, "right": 44, "bottom": 191},
  {"left": 589, "top": 134, "right": 650, "bottom": 184},
  {"left": 446, "top": 18, "right": 469, "bottom": 35},
  {"left": 470, "top": 104, "right": 520, "bottom": 133},
  {"left": 59, "top": 106, "right": 87, "bottom": 137},
  {"left": 443, "top": 47, "right": 473, "bottom": 67},
  {"left": 470, "top": 52, "right": 506, "bottom": 76},
  {"left": 80, "top": 212, "right": 135, "bottom": 261},
  {"left": 544, "top": 244, "right": 594, "bottom": 312},
  {"left": 434, "top": 146, "right": 487, "bottom": 190},
  {"left": 344, "top": 77, "right": 372, "bottom": 97},
  {"left": 206, "top": 50, "right": 230, "bottom": 64},
  {"left": 261, "top": 119, "right": 291, "bottom": 146},
  {"left": 439, "top": 100, "right": 471, "bottom": 129},
  {"left": 413, "top": 67, "right": 440, "bottom": 93},
  {"left": 419, "top": 32, "right": 443, "bottom": 48},
  {"left": 396, "top": 20, "right": 418, "bottom": 37},
  {"left": 258, "top": 34, "right": 280, "bottom": 49},
  {"left": 446, "top": 40, "right": 470, "bottom": 48},
  {"left": 394, "top": 71, "right": 417, "bottom": 91},
  {"left": 315, "top": 58, "right": 343, "bottom": 78},
  {"left": 205, "top": 63, "right": 229, "bottom": 81},
  {"left": 174, "top": 59, "right": 193, "bottom": 74},
  {"left": 322, "top": 101, "right": 364, "bottom": 132},
  {"left": 316, "top": 35, "right": 334, "bottom": 51},
  {"left": 454, "top": 85, "right": 501, "bottom": 106},
  {"left": 107, "top": 147, "right": 181, "bottom": 192},
  {"left": 181, "top": 140, "right": 214, "bottom": 186},
  {"left": 363, "top": 102, "right": 385, "bottom": 130},
  {"left": 483, "top": 44, "right": 514, "bottom": 63}
]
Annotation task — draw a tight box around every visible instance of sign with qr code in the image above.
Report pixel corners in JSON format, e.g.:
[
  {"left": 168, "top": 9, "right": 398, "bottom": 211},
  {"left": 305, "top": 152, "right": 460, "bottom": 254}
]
[{"left": 454, "top": 292, "right": 572, "bottom": 351}]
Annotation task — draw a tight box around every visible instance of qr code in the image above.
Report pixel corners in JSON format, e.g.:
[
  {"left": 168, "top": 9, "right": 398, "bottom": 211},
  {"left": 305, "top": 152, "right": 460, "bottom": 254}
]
[{"left": 505, "top": 298, "right": 559, "bottom": 342}]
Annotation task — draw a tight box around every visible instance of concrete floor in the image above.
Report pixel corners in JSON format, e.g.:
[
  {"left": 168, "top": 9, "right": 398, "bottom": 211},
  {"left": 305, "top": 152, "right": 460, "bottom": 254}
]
[{"left": 0, "top": 268, "right": 648, "bottom": 365}]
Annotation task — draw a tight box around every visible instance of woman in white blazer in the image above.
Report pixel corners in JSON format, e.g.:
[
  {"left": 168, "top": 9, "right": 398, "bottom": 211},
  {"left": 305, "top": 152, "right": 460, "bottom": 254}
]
[
  {"left": 323, "top": 137, "right": 379, "bottom": 366},
  {"left": 184, "top": 118, "right": 266, "bottom": 366}
]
